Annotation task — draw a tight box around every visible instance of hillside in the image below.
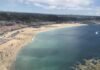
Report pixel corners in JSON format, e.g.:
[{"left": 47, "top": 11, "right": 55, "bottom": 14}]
[{"left": 0, "top": 11, "right": 100, "bottom": 23}]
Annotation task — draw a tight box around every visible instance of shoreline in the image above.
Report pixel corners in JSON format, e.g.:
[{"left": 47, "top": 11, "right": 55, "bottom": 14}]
[{"left": 0, "top": 23, "right": 87, "bottom": 70}]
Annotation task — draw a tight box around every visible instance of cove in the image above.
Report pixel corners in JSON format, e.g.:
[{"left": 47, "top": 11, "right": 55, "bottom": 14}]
[{"left": 13, "top": 24, "right": 100, "bottom": 70}]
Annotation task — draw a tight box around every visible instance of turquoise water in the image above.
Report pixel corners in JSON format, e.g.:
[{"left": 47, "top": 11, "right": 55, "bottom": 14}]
[{"left": 14, "top": 24, "right": 100, "bottom": 70}]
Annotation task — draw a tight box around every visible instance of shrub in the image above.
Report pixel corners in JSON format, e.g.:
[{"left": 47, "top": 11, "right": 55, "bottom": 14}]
[{"left": 74, "top": 59, "right": 100, "bottom": 70}]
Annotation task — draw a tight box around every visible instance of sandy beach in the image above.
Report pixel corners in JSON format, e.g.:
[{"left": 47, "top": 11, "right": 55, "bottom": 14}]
[{"left": 0, "top": 23, "right": 87, "bottom": 70}]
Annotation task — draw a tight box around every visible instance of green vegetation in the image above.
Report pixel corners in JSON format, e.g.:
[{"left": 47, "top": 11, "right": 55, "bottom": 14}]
[{"left": 0, "top": 11, "right": 100, "bottom": 23}]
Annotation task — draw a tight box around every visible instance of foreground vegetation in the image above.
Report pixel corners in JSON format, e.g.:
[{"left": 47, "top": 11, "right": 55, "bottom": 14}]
[{"left": 74, "top": 59, "right": 100, "bottom": 70}]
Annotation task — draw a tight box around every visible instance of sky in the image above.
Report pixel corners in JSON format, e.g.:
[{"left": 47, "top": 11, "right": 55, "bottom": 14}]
[{"left": 0, "top": 0, "right": 100, "bottom": 16}]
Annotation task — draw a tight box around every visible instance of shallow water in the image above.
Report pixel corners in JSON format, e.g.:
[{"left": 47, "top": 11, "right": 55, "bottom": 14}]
[{"left": 14, "top": 24, "right": 100, "bottom": 70}]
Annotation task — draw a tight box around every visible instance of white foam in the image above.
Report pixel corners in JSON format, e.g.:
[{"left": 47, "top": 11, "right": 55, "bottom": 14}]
[
  {"left": 32, "top": 38, "right": 34, "bottom": 41},
  {"left": 95, "top": 31, "right": 99, "bottom": 35}
]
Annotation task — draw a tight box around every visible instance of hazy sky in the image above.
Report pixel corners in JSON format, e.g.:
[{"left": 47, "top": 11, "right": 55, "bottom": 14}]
[{"left": 0, "top": 0, "right": 100, "bottom": 15}]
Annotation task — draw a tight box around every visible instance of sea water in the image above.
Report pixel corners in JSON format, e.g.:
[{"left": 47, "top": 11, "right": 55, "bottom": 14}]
[{"left": 14, "top": 24, "right": 100, "bottom": 70}]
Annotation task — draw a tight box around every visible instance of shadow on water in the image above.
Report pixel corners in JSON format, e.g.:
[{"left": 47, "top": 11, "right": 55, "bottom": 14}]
[{"left": 12, "top": 24, "right": 100, "bottom": 70}]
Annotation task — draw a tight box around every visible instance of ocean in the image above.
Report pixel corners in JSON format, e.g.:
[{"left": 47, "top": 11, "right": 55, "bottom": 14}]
[{"left": 14, "top": 24, "right": 100, "bottom": 70}]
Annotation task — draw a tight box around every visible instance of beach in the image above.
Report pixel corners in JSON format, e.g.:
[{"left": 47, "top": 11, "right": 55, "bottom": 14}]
[{"left": 0, "top": 23, "right": 87, "bottom": 70}]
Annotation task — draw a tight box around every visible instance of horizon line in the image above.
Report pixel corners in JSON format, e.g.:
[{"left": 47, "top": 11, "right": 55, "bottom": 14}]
[{"left": 0, "top": 10, "right": 100, "bottom": 17}]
